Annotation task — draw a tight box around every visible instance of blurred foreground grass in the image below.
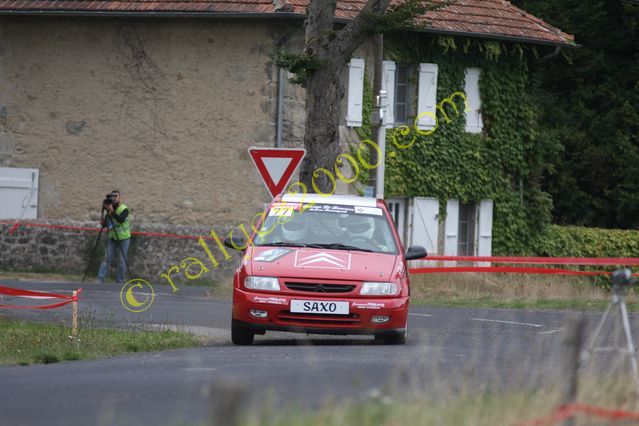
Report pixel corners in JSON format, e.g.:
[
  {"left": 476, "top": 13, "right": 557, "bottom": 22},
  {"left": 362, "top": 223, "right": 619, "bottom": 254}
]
[{"left": 236, "top": 376, "right": 639, "bottom": 426}]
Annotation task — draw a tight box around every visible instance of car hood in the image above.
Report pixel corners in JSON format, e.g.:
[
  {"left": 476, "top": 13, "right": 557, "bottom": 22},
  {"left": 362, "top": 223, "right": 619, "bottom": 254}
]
[{"left": 246, "top": 246, "right": 399, "bottom": 282}]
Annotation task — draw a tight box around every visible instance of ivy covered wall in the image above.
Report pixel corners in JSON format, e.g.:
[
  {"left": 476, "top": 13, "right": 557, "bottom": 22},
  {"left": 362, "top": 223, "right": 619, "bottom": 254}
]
[{"left": 381, "top": 34, "right": 556, "bottom": 255}]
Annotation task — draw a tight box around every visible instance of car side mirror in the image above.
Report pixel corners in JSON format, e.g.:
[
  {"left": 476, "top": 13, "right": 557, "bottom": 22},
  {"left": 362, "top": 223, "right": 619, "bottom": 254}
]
[
  {"left": 405, "top": 245, "right": 427, "bottom": 261},
  {"left": 224, "top": 237, "right": 247, "bottom": 251}
]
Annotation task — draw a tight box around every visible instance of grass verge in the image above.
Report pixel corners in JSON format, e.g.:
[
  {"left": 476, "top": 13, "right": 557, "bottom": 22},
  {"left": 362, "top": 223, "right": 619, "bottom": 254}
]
[
  {"left": 0, "top": 316, "right": 204, "bottom": 366},
  {"left": 409, "top": 272, "right": 639, "bottom": 311},
  {"left": 0, "top": 270, "right": 83, "bottom": 283}
]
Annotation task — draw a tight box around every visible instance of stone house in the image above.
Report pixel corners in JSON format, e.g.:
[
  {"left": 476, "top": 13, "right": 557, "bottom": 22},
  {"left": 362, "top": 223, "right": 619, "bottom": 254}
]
[{"left": 0, "top": 0, "right": 573, "bottom": 277}]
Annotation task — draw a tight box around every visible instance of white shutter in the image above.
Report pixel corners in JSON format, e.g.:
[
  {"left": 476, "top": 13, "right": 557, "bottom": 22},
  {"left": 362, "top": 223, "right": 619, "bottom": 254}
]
[
  {"left": 0, "top": 167, "right": 39, "bottom": 219},
  {"left": 477, "top": 199, "right": 493, "bottom": 266},
  {"left": 346, "top": 58, "right": 365, "bottom": 127},
  {"left": 381, "top": 60, "right": 396, "bottom": 128},
  {"left": 411, "top": 197, "right": 439, "bottom": 256},
  {"left": 417, "top": 63, "right": 438, "bottom": 130},
  {"left": 444, "top": 199, "right": 459, "bottom": 261},
  {"left": 465, "top": 67, "right": 483, "bottom": 133}
]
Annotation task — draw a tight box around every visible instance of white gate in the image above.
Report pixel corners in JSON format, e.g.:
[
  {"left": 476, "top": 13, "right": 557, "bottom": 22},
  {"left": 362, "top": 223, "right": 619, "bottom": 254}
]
[
  {"left": 410, "top": 197, "right": 439, "bottom": 264},
  {"left": 0, "top": 167, "right": 39, "bottom": 219}
]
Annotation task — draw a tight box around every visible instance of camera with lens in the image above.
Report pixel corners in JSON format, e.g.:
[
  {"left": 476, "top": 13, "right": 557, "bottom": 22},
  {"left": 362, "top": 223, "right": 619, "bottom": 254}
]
[
  {"left": 103, "top": 193, "right": 114, "bottom": 207},
  {"left": 612, "top": 268, "right": 637, "bottom": 288}
]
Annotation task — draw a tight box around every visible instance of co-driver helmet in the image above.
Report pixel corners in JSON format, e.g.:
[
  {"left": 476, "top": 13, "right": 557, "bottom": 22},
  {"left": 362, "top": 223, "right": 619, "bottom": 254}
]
[
  {"left": 341, "top": 215, "right": 375, "bottom": 239},
  {"left": 281, "top": 217, "right": 307, "bottom": 242}
]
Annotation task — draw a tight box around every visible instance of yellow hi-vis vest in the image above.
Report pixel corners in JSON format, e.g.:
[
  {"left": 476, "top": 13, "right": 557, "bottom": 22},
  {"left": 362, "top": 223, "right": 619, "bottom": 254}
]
[{"left": 108, "top": 203, "right": 131, "bottom": 240}]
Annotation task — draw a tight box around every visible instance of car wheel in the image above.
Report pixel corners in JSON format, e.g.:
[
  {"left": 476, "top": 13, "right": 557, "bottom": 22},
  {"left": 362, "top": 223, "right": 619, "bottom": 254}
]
[
  {"left": 231, "top": 322, "right": 255, "bottom": 345},
  {"left": 379, "top": 327, "right": 407, "bottom": 345}
]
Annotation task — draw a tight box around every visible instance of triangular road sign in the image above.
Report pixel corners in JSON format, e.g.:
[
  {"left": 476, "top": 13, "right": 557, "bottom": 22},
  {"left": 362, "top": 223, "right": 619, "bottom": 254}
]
[{"left": 248, "top": 147, "right": 306, "bottom": 198}]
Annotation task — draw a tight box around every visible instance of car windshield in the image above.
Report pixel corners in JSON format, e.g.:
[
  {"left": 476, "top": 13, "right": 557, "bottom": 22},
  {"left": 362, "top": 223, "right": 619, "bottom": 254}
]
[{"left": 254, "top": 202, "right": 398, "bottom": 254}]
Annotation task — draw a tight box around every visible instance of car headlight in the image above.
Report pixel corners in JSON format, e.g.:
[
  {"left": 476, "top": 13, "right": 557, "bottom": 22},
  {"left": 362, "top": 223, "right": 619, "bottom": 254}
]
[
  {"left": 360, "top": 282, "right": 398, "bottom": 296},
  {"left": 244, "top": 276, "right": 280, "bottom": 291}
]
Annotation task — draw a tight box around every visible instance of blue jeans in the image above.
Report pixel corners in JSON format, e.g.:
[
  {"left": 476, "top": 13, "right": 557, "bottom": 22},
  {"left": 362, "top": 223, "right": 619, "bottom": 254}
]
[{"left": 97, "top": 238, "right": 130, "bottom": 284}]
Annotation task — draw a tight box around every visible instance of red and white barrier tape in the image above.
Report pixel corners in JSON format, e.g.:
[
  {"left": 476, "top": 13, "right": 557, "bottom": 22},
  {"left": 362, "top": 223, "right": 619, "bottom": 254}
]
[
  {"left": 0, "top": 285, "right": 82, "bottom": 310},
  {"left": 409, "top": 266, "right": 639, "bottom": 276},
  {"left": 0, "top": 220, "right": 212, "bottom": 240},
  {"left": 409, "top": 255, "right": 639, "bottom": 276},
  {"left": 516, "top": 403, "right": 639, "bottom": 426},
  {"left": 423, "top": 255, "right": 639, "bottom": 266}
]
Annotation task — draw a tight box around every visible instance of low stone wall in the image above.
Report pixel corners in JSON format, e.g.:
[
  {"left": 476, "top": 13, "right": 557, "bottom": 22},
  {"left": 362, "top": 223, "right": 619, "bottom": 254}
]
[{"left": 0, "top": 220, "right": 241, "bottom": 284}]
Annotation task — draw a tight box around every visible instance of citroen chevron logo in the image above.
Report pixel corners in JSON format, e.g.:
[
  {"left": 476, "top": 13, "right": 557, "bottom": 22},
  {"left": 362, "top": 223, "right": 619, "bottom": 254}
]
[{"left": 294, "top": 251, "right": 352, "bottom": 270}]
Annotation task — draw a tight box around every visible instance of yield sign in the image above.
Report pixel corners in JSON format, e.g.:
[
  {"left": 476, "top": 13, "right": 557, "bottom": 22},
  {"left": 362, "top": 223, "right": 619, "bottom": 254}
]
[{"left": 248, "top": 147, "right": 306, "bottom": 198}]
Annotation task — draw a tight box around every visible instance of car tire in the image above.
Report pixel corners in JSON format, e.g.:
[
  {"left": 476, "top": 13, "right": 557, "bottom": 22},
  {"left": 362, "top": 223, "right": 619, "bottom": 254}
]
[
  {"left": 379, "top": 328, "right": 407, "bottom": 345},
  {"left": 231, "top": 322, "right": 255, "bottom": 345}
]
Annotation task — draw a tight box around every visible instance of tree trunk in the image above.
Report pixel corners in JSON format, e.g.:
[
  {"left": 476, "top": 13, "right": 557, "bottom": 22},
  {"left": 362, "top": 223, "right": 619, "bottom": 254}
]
[
  {"left": 300, "top": 0, "right": 340, "bottom": 193},
  {"left": 300, "top": 62, "right": 344, "bottom": 193},
  {"left": 300, "top": 0, "right": 392, "bottom": 193}
]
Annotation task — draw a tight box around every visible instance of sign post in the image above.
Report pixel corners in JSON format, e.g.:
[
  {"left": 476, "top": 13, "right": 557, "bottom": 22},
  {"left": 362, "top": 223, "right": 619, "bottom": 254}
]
[{"left": 248, "top": 147, "right": 306, "bottom": 198}]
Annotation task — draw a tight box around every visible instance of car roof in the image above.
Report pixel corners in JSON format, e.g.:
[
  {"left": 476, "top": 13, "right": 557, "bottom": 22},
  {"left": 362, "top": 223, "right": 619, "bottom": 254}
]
[{"left": 280, "top": 193, "right": 379, "bottom": 207}]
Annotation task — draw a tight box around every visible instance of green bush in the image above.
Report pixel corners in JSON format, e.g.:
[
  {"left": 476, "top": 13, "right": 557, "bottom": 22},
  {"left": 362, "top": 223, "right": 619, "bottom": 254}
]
[{"left": 533, "top": 225, "right": 639, "bottom": 258}]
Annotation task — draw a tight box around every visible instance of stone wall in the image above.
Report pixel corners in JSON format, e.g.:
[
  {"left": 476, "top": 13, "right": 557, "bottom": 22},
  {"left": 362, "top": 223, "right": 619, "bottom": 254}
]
[{"left": 0, "top": 219, "right": 242, "bottom": 284}]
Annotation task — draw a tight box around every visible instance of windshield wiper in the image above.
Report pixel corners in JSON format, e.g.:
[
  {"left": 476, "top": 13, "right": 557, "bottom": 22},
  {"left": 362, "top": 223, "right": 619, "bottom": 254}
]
[
  {"left": 311, "top": 243, "right": 373, "bottom": 252},
  {"left": 257, "top": 241, "right": 324, "bottom": 248}
]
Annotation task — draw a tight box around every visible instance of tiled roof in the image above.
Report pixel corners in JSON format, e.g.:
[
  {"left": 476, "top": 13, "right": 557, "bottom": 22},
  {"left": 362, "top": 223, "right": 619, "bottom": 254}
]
[
  {"left": 423, "top": 0, "right": 575, "bottom": 46},
  {"left": 0, "top": 0, "right": 574, "bottom": 46}
]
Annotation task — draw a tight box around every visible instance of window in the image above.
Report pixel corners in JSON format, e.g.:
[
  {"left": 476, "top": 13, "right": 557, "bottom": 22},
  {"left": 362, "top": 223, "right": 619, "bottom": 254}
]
[
  {"left": 255, "top": 203, "right": 399, "bottom": 255},
  {"left": 394, "top": 64, "right": 410, "bottom": 124},
  {"left": 444, "top": 199, "right": 492, "bottom": 259},
  {"left": 457, "top": 202, "right": 476, "bottom": 256}
]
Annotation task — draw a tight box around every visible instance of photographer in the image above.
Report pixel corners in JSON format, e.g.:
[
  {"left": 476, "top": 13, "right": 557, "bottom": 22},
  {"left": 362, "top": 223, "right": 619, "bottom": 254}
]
[{"left": 97, "top": 190, "right": 131, "bottom": 284}]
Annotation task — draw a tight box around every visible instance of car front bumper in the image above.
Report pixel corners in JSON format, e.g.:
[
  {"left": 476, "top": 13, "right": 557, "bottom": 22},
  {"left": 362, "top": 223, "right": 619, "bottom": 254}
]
[{"left": 232, "top": 288, "right": 409, "bottom": 336}]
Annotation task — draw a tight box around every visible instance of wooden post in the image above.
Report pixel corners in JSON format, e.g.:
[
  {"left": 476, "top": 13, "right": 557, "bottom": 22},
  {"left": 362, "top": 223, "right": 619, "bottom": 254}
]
[
  {"left": 71, "top": 290, "right": 78, "bottom": 340},
  {"left": 561, "top": 318, "right": 585, "bottom": 426}
]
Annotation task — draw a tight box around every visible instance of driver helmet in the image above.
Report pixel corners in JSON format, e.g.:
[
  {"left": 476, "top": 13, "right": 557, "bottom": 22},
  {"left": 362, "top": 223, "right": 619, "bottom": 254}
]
[
  {"left": 281, "top": 217, "right": 307, "bottom": 242},
  {"left": 342, "top": 215, "right": 375, "bottom": 239}
]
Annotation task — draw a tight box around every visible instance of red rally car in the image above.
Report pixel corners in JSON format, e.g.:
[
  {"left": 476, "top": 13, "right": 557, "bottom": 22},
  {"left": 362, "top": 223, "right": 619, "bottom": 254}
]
[{"left": 224, "top": 194, "right": 427, "bottom": 345}]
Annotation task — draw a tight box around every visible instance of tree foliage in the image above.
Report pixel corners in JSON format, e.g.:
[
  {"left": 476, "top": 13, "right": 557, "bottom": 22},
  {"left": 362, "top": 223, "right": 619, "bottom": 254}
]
[
  {"left": 273, "top": 0, "right": 444, "bottom": 192},
  {"left": 511, "top": 0, "right": 639, "bottom": 229}
]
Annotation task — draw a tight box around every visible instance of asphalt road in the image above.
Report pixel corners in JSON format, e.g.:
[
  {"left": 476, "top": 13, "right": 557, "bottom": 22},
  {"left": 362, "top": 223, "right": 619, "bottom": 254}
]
[{"left": 0, "top": 280, "right": 631, "bottom": 426}]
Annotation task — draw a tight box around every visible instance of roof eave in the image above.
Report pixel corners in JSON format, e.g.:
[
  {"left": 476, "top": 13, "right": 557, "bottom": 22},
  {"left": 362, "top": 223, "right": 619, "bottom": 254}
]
[
  {"left": 0, "top": 10, "right": 304, "bottom": 19},
  {"left": 0, "top": 9, "right": 576, "bottom": 47},
  {"left": 419, "top": 27, "right": 577, "bottom": 48}
]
